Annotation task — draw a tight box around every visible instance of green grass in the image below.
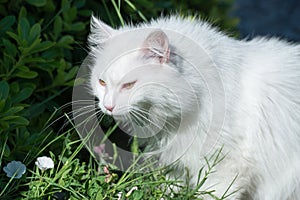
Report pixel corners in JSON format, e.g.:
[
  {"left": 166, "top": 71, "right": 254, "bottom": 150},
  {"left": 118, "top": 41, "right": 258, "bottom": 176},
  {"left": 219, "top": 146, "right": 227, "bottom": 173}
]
[{"left": 0, "top": 112, "right": 232, "bottom": 199}]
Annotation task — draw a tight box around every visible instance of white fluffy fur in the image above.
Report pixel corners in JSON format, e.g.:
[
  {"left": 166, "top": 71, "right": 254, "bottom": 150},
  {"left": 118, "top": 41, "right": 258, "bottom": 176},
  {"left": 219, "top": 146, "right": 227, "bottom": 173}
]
[{"left": 89, "top": 16, "right": 300, "bottom": 199}]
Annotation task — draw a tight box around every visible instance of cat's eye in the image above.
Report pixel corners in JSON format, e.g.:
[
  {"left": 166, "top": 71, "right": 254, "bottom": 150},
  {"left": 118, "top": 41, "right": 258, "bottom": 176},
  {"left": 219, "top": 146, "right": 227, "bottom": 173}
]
[
  {"left": 121, "top": 80, "right": 137, "bottom": 90},
  {"left": 99, "top": 79, "right": 106, "bottom": 86}
]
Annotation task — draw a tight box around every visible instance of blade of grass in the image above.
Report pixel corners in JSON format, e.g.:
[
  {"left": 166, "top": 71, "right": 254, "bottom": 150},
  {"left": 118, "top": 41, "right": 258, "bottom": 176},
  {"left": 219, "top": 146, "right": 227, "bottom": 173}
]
[
  {"left": 0, "top": 133, "right": 8, "bottom": 167},
  {"left": 101, "top": 0, "right": 114, "bottom": 27},
  {"left": 111, "top": 0, "right": 124, "bottom": 26},
  {"left": 124, "top": 0, "right": 148, "bottom": 22}
]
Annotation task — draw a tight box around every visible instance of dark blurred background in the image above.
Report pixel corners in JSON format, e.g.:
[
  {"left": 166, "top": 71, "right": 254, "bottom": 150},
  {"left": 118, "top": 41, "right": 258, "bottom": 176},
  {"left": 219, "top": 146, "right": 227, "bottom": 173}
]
[{"left": 232, "top": 0, "right": 300, "bottom": 41}]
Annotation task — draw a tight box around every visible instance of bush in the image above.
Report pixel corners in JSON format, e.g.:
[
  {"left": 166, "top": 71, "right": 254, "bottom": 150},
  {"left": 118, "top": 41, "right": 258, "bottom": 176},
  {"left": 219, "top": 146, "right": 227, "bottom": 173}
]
[{"left": 0, "top": 0, "right": 90, "bottom": 164}]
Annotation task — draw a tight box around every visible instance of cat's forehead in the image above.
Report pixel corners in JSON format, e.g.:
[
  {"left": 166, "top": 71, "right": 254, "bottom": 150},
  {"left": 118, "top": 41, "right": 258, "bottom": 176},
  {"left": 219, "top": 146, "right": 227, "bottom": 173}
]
[{"left": 104, "top": 52, "right": 142, "bottom": 84}]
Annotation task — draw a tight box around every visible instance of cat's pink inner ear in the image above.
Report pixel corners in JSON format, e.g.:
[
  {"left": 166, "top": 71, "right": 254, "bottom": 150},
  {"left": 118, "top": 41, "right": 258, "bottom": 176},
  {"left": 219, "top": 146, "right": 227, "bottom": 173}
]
[{"left": 142, "top": 30, "right": 170, "bottom": 64}]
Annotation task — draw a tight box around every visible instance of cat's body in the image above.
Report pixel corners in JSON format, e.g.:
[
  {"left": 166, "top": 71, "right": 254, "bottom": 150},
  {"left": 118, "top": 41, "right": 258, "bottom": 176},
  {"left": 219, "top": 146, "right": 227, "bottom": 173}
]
[{"left": 89, "top": 16, "right": 300, "bottom": 199}]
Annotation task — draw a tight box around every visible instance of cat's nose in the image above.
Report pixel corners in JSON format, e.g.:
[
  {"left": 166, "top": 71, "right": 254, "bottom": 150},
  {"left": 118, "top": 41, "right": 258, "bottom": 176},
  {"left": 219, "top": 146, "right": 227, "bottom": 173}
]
[{"left": 105, "top": 105, "right": 115, "bottom": 112}]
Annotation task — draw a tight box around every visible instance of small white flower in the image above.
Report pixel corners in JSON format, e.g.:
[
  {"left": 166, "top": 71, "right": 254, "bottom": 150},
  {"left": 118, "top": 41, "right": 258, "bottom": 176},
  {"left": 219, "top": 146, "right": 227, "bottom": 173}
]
[
  {"left": 3, "top": 161, "right": 26, "bottom": 179},
  {"left": 126, "top": 186, "right": 138, "bottom": 197},
  {"left": 35, "top": 156, "right": 54, "bottom": 170},
  {"left": 117, "top": 192, "right": 122, "bottom": 200}
]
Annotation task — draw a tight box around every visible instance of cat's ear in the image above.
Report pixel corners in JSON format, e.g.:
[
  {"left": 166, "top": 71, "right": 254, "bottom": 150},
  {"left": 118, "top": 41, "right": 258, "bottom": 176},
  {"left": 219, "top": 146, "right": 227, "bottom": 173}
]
[
  {"left": 88, "top": 15, "right": 115, "bottom": 46},
  {"left": 142, "top": 30, "right": 170, "bottom": 64}
]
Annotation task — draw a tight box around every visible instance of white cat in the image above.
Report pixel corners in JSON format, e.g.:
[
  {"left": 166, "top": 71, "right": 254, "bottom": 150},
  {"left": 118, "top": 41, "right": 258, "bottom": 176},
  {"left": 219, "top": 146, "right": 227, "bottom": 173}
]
[{"left": 88, "top": 15, "right": 300, "bottom": 199}]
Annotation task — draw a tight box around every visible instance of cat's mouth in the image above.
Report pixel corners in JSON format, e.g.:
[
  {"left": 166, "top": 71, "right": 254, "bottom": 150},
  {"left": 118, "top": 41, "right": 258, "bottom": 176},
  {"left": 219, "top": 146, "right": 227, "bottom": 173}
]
[
  {"left": 109, "top": 104, "right": 151, "bottom": 122},
  {"left": 107, "top": 106, "right": 131, "bottom": 117}
]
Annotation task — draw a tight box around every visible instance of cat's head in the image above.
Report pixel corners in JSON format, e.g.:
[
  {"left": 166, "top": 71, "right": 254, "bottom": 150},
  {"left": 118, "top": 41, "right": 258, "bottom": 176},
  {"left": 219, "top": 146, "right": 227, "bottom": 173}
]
[{"left": 89, "top": 16, "right": 195, "bottom": 135}]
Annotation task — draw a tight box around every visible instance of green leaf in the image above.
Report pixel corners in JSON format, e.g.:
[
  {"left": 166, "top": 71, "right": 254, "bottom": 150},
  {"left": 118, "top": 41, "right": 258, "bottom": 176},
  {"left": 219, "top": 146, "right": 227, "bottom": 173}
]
[
  {"left": 63, "top": 5, "right": 77, "bottom": 23},
  {"left": 1, "top": 115, "right": 20, "bottom": 120},
  {"left": 78, "top": 9, "right": 92, "bottom": 17},
  {"left": 29, "top": 23, "right": 41, "bottom": 44},
  {"left": 61, "top": 0, "right": 71, "bottom": 10},
  {"left": 132, "top": 190, "right": 143, "bottom": 199},
  {"left": 15, "top": 70, "right": 38, "bottom": 79},
  {"left": 24, "top": 57, "right": 48, "bottom": 63},
  {"left": 26, "top": 0, "right": 47, "bottom": 7},
  {"left": 30, "top": 41, "right": 55, "bottom": 54},
  {"left": 6, "top": 31, "right": 21, "bottom": 45},
  {"left": 0, "top": 81, "right": 9, "bottom": 100},
  {"left": 20, "top": 37, "right": 41, "bottom": 54},
  {"left": 12, "top": 87, "right": 34, "bottom": 104},
  {"left": 65, "top": 67, "right": 78, "bottom": 81},
  {"left": 0, "top": 15, "right": 16, "bottom": 36},
  {"left": 10, "top": 82, "right": 20, "bottom": 94},
  {"left": 0, "top": 99, "right": 5, "bottom": 112},
  {"left": 69, "top": 22, "right": 85, "bottom": 31},
  {"left": 18, "top": 6, "right": 27, "bottom": 20},
  {"left": 3, "top": 144, "right": 11, "bottom": 157},
  {"left": 57, "top": 35, "right": 74, "bottom": 48},
  {"left": 17, "top": 65, "right": 30, "bottom": 72},
  {"left": 0, "top": 121, "right": 9, "bottom": 130},
  {"left": 95, "top": 191, "right": 103, "bottom": 200},
  {"left": 23, "top": 103, "right": 45, "bottom": 118},
  {"left": 1, "top": 106, "right": 24, "bottom": 116},
  {"left": 3, "top": 38, "right": 17, "bottom": 57},
  {"left": 18, "top": 17, "right": 30, "bottom": 41},
  {"left": 54, "top": 16, "right": 63, "bottom": 39},
  {"left": 74, "top": 0, "right": 86, "bottom": 9},
  {"left": 53, "top": 69, "right": 65, "bottom": 86},
  {"left": 2, "top": 115, "right": 29, "bottom": 126},
  {"left": 0, "top": 100, "right": 11, "bottom": 116},
  {"left": 68, "top": 7, "right": 77, "bottom": 22},
  {"left": 44, "top": 0, "right": 55, "bottom": 12}
]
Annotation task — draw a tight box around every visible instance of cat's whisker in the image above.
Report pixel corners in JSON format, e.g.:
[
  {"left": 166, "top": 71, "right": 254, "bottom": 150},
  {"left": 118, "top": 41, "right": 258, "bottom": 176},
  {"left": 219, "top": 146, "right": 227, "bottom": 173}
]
[
  {"left": 48, "top": 104, "right": 102, "bottom": 134},
  {"left": 129, "top": 111, "right": 158, "bottom": 138},
  {"left": 56, "top": 99, "right": 96, "bottom": 111},
  {"left": 42, "top": 106, "right": 90, "bottom": 132},
  {"left": 71, "top": 105, "right": 97, "bottom": 116},
  {"left": 130, "top": 109, "right": 165, "bottom": 132},
  {"left": 68, "top": 107, "right": 97, "bottom": 123},
  {"left": 44, "top": 100, "right": 96, "bottom": 126},
  {"left": 130, "top": 107, "right": 165, "bottom": 131},
  {"left": 80, "top": 112, "right": 101, "bottom": 133},
  {"left": 57, "top": 109, "right": 97, "bottom": 133},
  {"left": 134, "top": 107, "right": 177, "bottom": 130},
  {"left": 70, "top": 109, "right": 105, "bottom": 133},
  {"left": 74, "top": 41, "right": 91, "bottom": 55},
  {"left": 76, "top": 109, "right": 105, "bottom": 124}
]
